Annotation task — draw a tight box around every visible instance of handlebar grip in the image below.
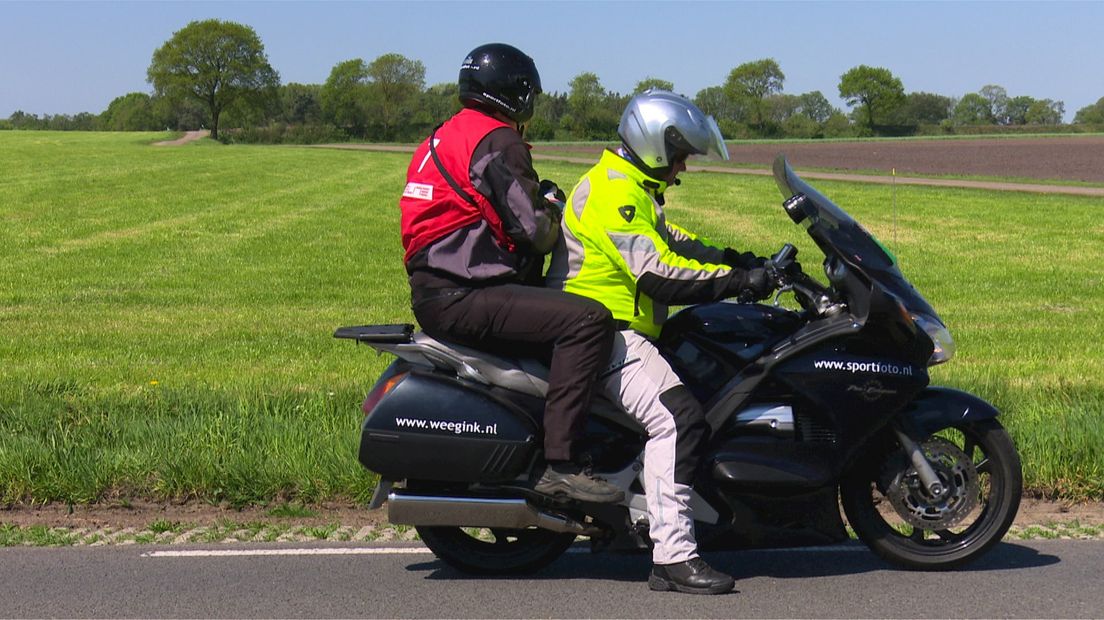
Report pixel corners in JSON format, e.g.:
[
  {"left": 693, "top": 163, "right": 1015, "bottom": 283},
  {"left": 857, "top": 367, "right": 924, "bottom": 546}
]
[{"left": 772, "top": 243, "right": 797, "bottom": 266}]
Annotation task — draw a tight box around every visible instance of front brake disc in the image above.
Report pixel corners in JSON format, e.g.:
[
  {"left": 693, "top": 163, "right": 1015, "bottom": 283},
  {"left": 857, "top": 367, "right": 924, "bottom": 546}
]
[{"left": 885, "top": 436, "right": 980, "bottom": 530}]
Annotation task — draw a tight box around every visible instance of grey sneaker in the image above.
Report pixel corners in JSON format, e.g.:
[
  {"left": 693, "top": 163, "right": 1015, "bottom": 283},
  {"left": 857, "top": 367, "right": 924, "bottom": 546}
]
[
  {"left": 649, "top": 557, "right": 736, "bottom": 595},
  {"left": 533, "top": 463, "right": 625, "bottom": 503}
]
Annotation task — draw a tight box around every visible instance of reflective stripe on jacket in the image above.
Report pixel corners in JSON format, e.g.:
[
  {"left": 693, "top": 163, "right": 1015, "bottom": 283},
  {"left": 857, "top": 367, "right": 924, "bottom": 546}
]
[{"left": 547, "top": 149, "right": 740, "bottom": 338}]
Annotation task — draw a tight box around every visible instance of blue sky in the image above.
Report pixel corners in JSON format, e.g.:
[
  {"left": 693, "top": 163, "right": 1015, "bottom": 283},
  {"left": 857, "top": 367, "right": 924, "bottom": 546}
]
[{"left": 3, "top": 1, "right": 1102, "bottom": 121}]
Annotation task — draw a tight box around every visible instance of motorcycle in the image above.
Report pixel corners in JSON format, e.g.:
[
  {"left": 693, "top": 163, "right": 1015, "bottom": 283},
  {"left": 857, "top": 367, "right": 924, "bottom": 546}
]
[{"left": 335, "top": 155, "right": 1022, "bottom": 574}]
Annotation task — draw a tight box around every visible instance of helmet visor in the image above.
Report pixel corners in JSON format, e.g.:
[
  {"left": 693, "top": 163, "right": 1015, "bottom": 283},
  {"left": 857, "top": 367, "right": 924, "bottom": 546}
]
[{"left": 703, "top": 115, "right": 729, "bottom": 161}]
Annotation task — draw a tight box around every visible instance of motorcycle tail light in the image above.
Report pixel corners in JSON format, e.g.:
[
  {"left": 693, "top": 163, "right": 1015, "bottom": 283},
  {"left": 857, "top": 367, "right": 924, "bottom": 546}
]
[{"left": 362, "top": 372, "right": 407, "bottom": 416}]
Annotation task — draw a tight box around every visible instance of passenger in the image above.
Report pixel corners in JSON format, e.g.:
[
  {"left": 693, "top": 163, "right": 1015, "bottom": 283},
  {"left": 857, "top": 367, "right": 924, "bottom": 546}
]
[
  {"left": 399, "top": 43, "right": 622, "bottom": 504},
  {"left": 546, "top": 89, "right": 777, "bottom": 593}
]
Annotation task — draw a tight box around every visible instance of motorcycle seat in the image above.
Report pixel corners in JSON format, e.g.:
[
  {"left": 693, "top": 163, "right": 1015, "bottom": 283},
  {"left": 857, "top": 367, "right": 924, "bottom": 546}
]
[
  {"left": 413, "top": 333, "right": 644, "bottom": 433},
  {"left": 398, "top": 332, "right": 552, "bottom": 398}
]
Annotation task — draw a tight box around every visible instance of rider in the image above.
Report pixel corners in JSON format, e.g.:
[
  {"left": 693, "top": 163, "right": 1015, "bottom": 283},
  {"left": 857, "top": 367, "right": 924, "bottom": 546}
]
[
  {"left": 546, "top": 89, "right": 776, "bottom": 594},
  {"left": 399, "top": 43, "right": 622, "bottom": 504}
]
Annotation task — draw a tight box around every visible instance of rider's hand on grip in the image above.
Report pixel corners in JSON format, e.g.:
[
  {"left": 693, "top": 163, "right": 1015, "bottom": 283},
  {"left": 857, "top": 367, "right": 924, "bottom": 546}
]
[
  {"left": 722, "top": 248, "right": 767, "bottom": 270},
  {"left": 736, "top": 267, "right": 775, "bottom": 303}
]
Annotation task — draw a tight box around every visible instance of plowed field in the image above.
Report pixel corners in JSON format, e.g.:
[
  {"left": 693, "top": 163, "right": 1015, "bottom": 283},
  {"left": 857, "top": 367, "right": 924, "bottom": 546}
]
[{"left": 539, "top": 136, "right": 1104, "bottom": 183}]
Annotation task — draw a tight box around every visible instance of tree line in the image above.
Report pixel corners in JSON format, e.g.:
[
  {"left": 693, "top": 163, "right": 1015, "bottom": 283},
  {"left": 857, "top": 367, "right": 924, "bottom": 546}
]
[{"left": 5, "top": 19, "right": 1104, "bottom": 141}]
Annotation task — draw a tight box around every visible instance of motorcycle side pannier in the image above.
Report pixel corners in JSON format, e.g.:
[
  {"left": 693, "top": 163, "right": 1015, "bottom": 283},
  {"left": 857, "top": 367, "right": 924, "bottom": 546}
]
[{"left": 359, "top": 370, "right": 539, "bottom": 483}]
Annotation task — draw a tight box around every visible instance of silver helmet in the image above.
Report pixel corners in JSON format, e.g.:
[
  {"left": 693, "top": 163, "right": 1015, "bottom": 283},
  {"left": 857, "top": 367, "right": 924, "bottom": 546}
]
[{"left": 618, "top": 89, "right": 729, "bottom": 174}]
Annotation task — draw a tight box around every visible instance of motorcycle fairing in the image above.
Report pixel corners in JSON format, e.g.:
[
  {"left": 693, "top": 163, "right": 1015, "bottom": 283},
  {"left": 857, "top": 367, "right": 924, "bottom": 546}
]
[{"left": 897, "top": 386, "right": 1002, "bottom": 439}]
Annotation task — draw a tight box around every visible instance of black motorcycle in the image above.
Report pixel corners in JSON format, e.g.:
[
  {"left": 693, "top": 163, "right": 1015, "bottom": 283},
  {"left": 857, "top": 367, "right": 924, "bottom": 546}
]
[{"left": 335, "top": 155, "right": 1022, "bottom": 574}]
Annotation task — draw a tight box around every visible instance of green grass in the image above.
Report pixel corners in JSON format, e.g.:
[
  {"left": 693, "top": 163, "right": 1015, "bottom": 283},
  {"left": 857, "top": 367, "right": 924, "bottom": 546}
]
[{"left": 1, "top": 130, "right": 1102, "bottom": 505}]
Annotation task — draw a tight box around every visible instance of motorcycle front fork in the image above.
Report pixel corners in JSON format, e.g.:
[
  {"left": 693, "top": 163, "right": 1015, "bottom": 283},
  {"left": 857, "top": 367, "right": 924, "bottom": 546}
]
[{"left": 892, "top": 424, "right": 946, "bottom": 499}]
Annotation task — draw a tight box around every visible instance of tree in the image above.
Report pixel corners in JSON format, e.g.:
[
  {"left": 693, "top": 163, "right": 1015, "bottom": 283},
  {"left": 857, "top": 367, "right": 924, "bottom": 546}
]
[
  {"left": 566, "top": 72, "right": 617, "bottom": 139},
  {"left": 724, "top": 59, "right": 785, "bottom": 132},
  {"left": 413, "top": 82, "right": 461, "bottom": 132},
  {"left": 321, "top": 59, "right": 371, "bottom": 135},
  {"left": 279, "top": 83, "right": 323, "bottom": 125},
  {"left": 782, "top": 114, "right": 819, "bottom": 139},
  {"left": 147, "top": 19, "right": 279, "bottom": 140},
  {"left": 1005, "top": 95, "right": 1036, "bottom": 125},
  {"left": 364, "top": 53, "right": 426, "bottom": 141},
  {"left": 633, "top": 77, "right": 674, "bottom": 94},
  {"left": 1074, "top": 96, "right": 1104, "bottom": 124},
  {"left": 979, "top": 85, "right": 1010, "bottom": 124},
  {"left": 528, "top": 90, "right": 568, "bottom": 141},
  {"left": 1025, "top": 99, "right": 1064, "bottom": 125},
  {"left": 898, "top": 92, "right": 952, "bottom": 126},
  {"left": 768, "top": 94, "right": 800, "bottom": 125},
  {"left": 101, "top": 92, "right": 161, "bottom": 131},
  {"left": 694, "top": 86, "right": 743, "bottom": 124},
  {"left": 821, "top": 111, "right": 854, "bottom": 138},
  {"left": 838, "top": 65, "right": 905, "bottom": 132},
  {"left": 952, "top": 93, "right": 994, "bottom": 125},
  {"left": 797, "top": 91, "right": 835, "bottom": 124},
  {"left": 154, "top": 96, "right": 207, "bottom": 131}
]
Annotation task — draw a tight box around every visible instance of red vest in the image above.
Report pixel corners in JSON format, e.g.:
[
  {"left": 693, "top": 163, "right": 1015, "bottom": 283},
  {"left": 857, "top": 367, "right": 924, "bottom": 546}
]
[{"left": 400, "top": 108, "right": 515, "bottom": 263}]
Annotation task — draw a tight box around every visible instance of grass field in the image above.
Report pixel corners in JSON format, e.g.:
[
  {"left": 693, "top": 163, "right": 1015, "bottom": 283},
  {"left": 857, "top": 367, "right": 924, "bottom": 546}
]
[{"left": 1, "top": 131, "right": 1101, "bottom": 506}]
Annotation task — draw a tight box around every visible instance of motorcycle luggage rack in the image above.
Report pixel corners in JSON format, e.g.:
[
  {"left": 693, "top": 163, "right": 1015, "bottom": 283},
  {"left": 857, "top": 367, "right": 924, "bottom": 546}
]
[{"left": 333, "top": 324, "right": 415, "bottom": 344}]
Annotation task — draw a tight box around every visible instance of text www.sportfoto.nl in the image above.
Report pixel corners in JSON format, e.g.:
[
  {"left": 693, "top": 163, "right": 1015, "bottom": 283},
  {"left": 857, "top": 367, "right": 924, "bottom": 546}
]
[{"left": 813, "top": 359, "right": 914, "bottom": 376}]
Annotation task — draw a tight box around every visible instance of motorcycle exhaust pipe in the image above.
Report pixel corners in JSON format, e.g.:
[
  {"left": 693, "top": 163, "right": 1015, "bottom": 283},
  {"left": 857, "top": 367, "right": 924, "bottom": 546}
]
[{"left": 387, "top": 492, "right": 599, "bottom": 535}]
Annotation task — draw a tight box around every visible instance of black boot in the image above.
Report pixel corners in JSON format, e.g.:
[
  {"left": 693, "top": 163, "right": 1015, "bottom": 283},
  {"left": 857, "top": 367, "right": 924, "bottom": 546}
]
[
  {"left": 533, "top": 462, "right": 625, "bottom": 503},
  {"left": 649, "top": 557, "right": 735, "bottom": 595}
]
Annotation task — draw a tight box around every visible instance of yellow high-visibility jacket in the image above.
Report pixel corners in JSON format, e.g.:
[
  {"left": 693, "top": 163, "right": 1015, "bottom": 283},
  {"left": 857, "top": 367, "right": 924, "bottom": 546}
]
[{"left": 547, "top": 150, "right": 747, "bottom": 338}]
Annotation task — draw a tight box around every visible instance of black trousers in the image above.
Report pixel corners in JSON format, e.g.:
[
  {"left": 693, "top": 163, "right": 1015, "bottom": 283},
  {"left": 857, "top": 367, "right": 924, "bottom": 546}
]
[{"left": 412, "top": 283, "right": 614, "bottom": 461}]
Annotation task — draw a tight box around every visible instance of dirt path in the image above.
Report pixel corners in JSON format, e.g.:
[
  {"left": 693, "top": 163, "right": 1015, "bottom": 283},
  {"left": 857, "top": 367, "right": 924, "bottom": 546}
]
[{"left": 153, "top": 130, "right": 210, "bottom": 146}]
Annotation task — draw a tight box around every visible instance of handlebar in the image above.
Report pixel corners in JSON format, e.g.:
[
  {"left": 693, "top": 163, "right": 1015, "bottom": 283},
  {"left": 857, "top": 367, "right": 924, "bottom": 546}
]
[{"left": 763, "top": 244, "right": 844, "bottom": 317}]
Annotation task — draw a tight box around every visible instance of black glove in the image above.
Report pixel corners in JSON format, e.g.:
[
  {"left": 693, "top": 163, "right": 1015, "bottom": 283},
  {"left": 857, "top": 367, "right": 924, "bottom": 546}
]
[
  {"left": 737, "top": 267, "right": 776, "bottom": 302},
  {"left": 538, "top": 179, "right": 566, "bottom": 204},
  {"left": 782, "top": 259, "right": 803, "bottom": 279},
  {"left": 723, "top": 248, "right": 768, "bottom": 270}
]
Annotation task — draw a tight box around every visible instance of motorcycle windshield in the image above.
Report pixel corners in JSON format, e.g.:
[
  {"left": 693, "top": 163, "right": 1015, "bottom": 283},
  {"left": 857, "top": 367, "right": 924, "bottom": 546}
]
[{"left": 772, "top": 155, "right": 939, "bottom": 320}]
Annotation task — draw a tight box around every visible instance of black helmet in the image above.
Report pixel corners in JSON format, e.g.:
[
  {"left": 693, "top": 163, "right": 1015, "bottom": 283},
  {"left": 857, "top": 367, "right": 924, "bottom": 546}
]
[{"left": 458, "top": 43, "right": 542, "bottom": 124}]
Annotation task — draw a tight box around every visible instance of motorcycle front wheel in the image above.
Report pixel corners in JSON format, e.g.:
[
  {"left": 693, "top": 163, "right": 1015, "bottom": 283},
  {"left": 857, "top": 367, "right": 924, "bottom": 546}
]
[
  {"left": 416, "top": 526, "right": 577, "bottom": 575},
  {"left": 840, "top": 418, "right": 1022, "bottom": 570}
]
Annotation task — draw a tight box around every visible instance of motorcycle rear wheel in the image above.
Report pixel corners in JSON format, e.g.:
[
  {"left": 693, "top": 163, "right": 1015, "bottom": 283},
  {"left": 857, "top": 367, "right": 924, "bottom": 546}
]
[
  {"left": 417, "top": 526, "right": 577, "bottom": 575},
  {"left": 840, "top": 418, "right": 1022, "bottom": 570}
]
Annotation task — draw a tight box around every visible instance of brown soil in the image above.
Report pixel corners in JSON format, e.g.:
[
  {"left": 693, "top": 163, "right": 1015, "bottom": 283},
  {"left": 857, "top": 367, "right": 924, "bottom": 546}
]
[
  {"left": 536, "top": 136, "right": 1104, "bottom": 184},
  {"left": 153, "top": 130, "right": 210, "bottom": 146},
  {"left": 2, "top": 497, "right": 1100, "bottom": 530},
  {"left": 0, "top": 500, "right": 388, "bottom": 530}
]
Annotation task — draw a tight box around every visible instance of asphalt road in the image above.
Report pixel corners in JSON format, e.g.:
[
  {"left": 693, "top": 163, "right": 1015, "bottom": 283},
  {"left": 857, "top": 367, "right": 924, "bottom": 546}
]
[{"left": 2, "top": 540, "right": 1100, "bottom": 618}]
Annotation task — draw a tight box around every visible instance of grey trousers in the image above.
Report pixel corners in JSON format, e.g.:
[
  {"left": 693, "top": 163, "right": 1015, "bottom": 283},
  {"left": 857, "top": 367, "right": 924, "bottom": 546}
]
[{"left": 598, "top": 330, "right": 710, "bottom": 565}]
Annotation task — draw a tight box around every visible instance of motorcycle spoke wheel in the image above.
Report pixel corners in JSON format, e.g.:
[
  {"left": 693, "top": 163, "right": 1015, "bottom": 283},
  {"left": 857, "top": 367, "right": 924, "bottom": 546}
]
[
  {"left": 841, "top": 419, "right": 1022, "bottom": 570},
  {"left": 416, "top": 525, "right": 577, "bottom": 575}
]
